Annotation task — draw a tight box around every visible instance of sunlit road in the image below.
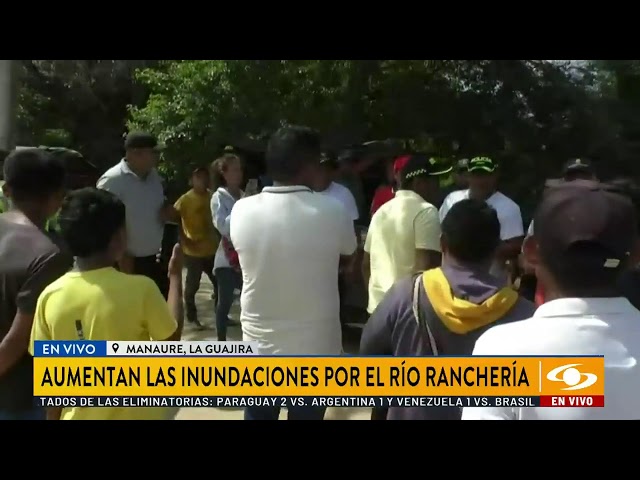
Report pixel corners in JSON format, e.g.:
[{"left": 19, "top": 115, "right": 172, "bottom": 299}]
[{"left": 175, "top": 272, "right": 370, "bottom": 420}]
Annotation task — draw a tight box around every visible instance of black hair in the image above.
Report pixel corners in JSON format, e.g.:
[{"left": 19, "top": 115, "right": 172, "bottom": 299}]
[
  {"left": 192, "top": 166, "right": 209, "bottom": 177},
  {"left": 266, "top": 125, "right": 321, "bottom": 182},
  {"left": 58, "top": 188, "right": 126, "bottom": 257},
  {"left": 539, "top": 244, "right": 625, "bottom": 293},
  {"left": 441, "top": 199, "right": 500, "bottom": 263},
  {"left": 3, "top": 148, "right": 65, "bottom": 201}
]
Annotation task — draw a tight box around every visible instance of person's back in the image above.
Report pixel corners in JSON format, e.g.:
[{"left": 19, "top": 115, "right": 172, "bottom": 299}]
[
  {"left": 33, "top": 268, "right": 177, "bottom": 420},
  {"left": 367, "top": 192, "right": 437, "bottom": 291},
  {"left": 29, "top": 187, "right": 181, "bottom": 420},
  {"left": 232, "top": 187, "right": 354, "bottom": 355},
  {"left": 463, "top": 181, "right": 640, "bottom": 420},
  {"left": 233, "top": 125, "right": 357, "bottom": 421},
  {"left": 364, "top": 154, "right": 447, "bottom": 314},
  {"left": 361, "top": 199, "right": 534, "bottom": 420}
]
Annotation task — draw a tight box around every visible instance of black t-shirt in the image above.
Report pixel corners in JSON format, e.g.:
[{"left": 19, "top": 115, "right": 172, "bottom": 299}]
[{"left": 0, "top": 216, "right": 73, "bottom": 411}]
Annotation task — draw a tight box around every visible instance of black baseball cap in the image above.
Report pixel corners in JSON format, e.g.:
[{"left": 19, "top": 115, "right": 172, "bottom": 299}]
[
  {"left": 467, "top": 156, "right": 497, "bottom": 174},
  {"left": 534, "top": 180, "right": 637, "bottom": 270},
  {"left": 562, "top": 158, "right": 593, "bottom": 178},
  {"left": 124, "top": 132, "right": 158, "bottom": 150},
  {"left": 192, "top": 166, "right": 209, "bottom": 176},
  {"left": 337, "top": 146, "right": 364, "bottom": 165},
  {"left": 401, "top": 154, "right": 453, "bottom": 183}
]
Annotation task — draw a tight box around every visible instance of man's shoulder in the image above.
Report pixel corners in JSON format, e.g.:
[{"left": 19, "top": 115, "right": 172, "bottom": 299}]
[
  {"left": 100, "top": 161, "right": 126, "bottom": 180},
  {"left": 474, "top": 313, "right": 542, "bottom": 353},
  {"left": 491, "top": 191, "right": 521, "bottom": 212},
  {"left": 445, "top": 189, "right": 469, "bottom": 203},
  {"left": 330, "top": 181, "right": 355, "bottom": 197},
  {"left": 0, "top": 218, "right": 62, "bottom": 258}
]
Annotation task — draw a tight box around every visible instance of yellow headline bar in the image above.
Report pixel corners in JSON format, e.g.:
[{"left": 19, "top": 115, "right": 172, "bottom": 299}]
[{"left": 33, "top": 356, "right": 605, "bottom": 397}]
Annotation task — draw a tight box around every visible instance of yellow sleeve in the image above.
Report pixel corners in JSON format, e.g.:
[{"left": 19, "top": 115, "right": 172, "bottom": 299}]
[
  {"left": 173, "top": 194, "right": 185, "bottom": 214},
  {"left": 414, "top": 207, "right": 441, "bottom": 252},
  {"left": 143, "top": 279, "right": 178, "bottom": 341},
  {"left": 29, "top": 292, "right": 52, "bottom": 356}
]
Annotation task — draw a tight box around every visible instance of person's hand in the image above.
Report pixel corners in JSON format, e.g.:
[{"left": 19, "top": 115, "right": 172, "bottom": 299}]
[
  {"left": 160, "top": 204, "right": 177, "bottom": 223},
  {"left": 168, "top": 243, "right": 183, "bottom": 278}
]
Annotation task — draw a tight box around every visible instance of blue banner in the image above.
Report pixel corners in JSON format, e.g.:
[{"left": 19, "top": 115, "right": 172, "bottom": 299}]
[{"left": 33, "top": 340, "right": 107, "bottom": 357}]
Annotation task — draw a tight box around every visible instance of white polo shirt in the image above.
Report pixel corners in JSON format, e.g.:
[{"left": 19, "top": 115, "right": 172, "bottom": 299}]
[
  {"left": 318, "top": 181, "right": 359, "bottom": 221},
  {"left": 230, "top": 185, "right": 357, "bottom": 355},
  {"left": 440, "top": 190, "right": 523, "bottom": 277},
  {"left": 462, "top": 297, "right": 640, "bottom": 420}
]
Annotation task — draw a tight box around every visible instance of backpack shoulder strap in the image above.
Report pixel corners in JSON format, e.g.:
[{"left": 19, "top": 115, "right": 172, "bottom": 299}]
[{"left": 412, "top": 274, "right": 439, "bottom": 356}]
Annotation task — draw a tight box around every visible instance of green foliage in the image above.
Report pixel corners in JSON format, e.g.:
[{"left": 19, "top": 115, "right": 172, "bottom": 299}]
[{"left": 16, "top": 59, "right": 640, "bottom": 213}]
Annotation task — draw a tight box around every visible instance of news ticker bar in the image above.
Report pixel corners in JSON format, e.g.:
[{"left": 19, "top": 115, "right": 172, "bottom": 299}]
[
  {"left": 33, "top": 341, "right": 259, "bottom": 357},
  {"left": 37, "top": 395, "right": 605, "bottom": 408}
]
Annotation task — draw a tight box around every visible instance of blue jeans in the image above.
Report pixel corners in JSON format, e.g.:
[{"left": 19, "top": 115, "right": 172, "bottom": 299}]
[
  {"left": 244, "top": 405, "right": 327, "bottom": 421},
  {"left": 0, "top": 407, "right": 46, "bottom": 420},
  {"left": 214, "top": 267, "right": 242, "bottom": 341}
]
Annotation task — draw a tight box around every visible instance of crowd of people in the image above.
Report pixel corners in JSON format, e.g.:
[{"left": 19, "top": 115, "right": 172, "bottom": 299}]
[{"left": 1, "top": 124, "right": 640, "bottom": 420}]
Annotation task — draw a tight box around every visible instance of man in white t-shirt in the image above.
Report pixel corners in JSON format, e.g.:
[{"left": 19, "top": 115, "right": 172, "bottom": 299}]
[
  {"left": 463, "top": 180, "right": 640, "bottom": 420},
  {"left": 313, "top": 152, "right": 359, "bottom": 222},
  {"left": 230, "top": 125, "right": 357, "bottom": 421},
  {"left": 439, "top": 156, "right": 523, "bottom": 279}
]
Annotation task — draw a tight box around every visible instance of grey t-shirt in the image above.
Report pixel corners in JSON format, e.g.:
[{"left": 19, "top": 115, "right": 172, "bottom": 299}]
[
  {"left": 0, "top": 215, "right": 73, "bottom": 411},
  {"left": 97, "top": 160, "right": 165, "bottom": 257}
]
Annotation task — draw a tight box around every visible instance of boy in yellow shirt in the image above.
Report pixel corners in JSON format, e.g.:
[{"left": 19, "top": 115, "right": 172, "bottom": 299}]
[
  {"left": 29, "top": 188, "right": 183, "bottom": 420},
  {"left": 174, "top": 167, "right": 220, "bottom": 328}
]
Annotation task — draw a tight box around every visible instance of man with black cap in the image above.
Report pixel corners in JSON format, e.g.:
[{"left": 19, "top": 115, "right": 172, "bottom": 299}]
[
  {"left": 97, "top": 132, "right": 170, "bottom": 296},
  {"left": 440, "top": 156, "right": 524, "bottom": 281},
  {"left": 0, "top": 148, "right": 73, "bottom": 419},
  {"left": 522, "top": 158, "right": 597, "bottom": 305},
  {"left": 335, "top": 147, "right": 367, "bottom": 223},
  {"left": 436, "top": 158, "right": 469, "bottom": 208},
  {"left": 463, "top": 180, "right": 640, "bottom": 420},
  {"left": 363, "top": 154, "right": 451, "bottom": 316},
  {"left": 314, "top": 152, "right": 359, "bottom": 222}
]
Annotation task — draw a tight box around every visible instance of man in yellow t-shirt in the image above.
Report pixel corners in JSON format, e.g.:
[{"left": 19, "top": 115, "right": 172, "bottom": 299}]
[
  {"left": 174, "top": 167, "right": 220, "bottom": 328},
  {"left": 363, "top": 154, "right": 451, "bottom": 314},
  {"left": 29, "top": 187, "right": 183, "bottom": 420}
]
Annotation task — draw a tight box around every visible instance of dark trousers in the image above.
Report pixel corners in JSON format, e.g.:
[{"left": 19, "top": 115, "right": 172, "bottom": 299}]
[
  {"left": 0, "top": 407, "right": 45, "bottom": 420},
  {"left": 184, "top": 255, "right": 217, "bottom": 323},
  {"left": 244, "top": 405, "right": 327, "bottom": 421},
  {"left": 215, "top": 267, "right": 242, "bottom": 341},
  {"left": 371, "top": 407, "right": 388, "bottom": 420},
  {"left": 134, "top": 256, "right": 168, "bottom": 299}
]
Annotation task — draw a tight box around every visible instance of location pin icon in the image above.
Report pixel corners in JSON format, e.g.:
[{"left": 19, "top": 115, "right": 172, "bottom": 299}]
[{"left": 113, "top": 343, "right": 119, "bottom": 353}]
